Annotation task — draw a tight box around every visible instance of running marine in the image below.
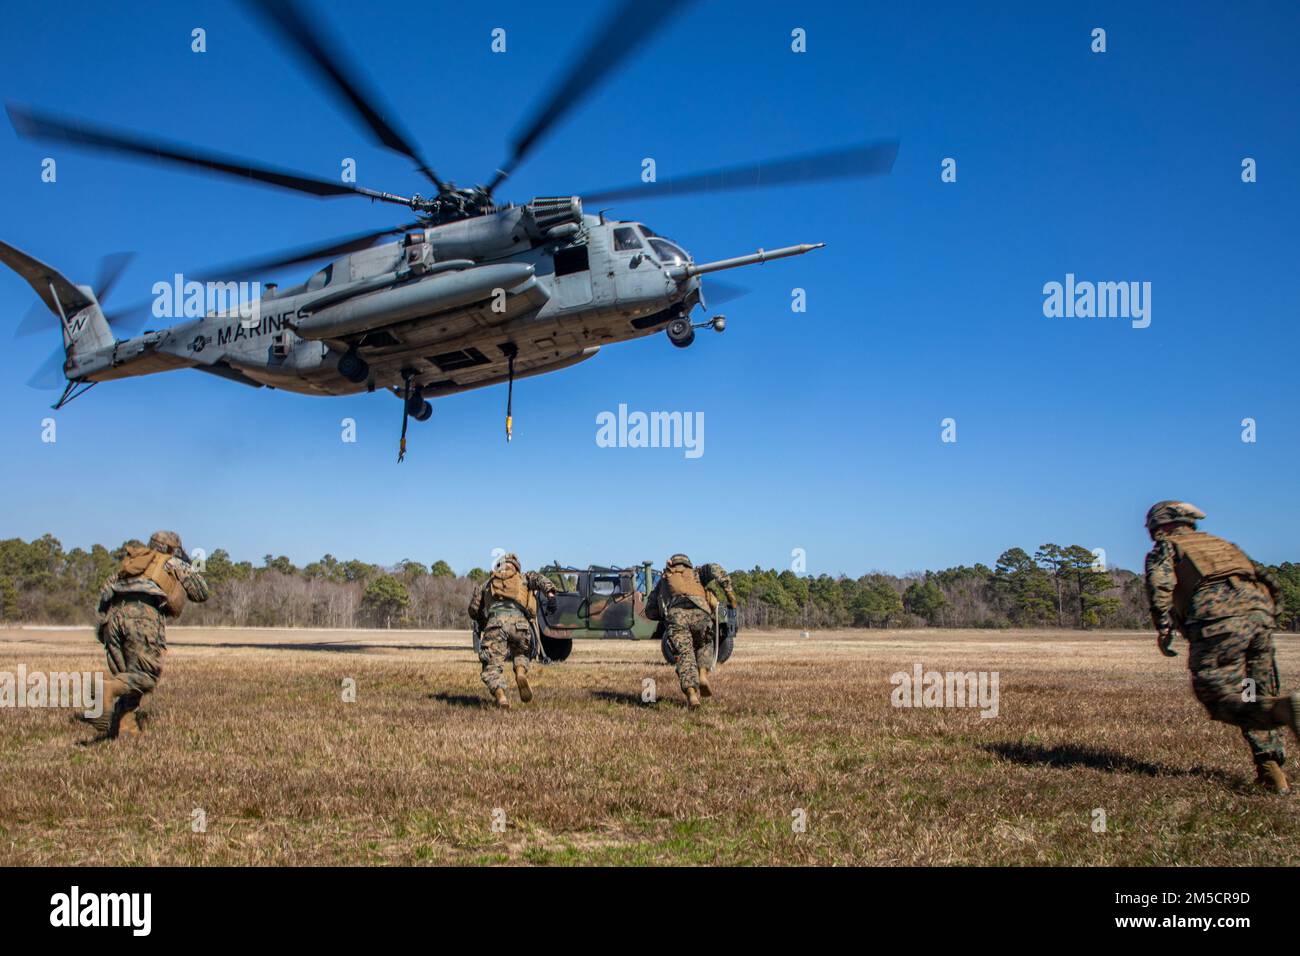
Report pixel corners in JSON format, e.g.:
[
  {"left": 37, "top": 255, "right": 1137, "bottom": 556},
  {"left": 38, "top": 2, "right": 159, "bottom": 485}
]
[
  {"left": 467, "top": 554, "right": 558, "bottom": 709},
  {"left": 1144, "top": 501, "right": 1300, "bottom": 793},
  {"left": 646, "top": 554, "right": 737, "bottom": 709},
  {"left": 85, "top": 531, "right": 210, "bottom": 739}
]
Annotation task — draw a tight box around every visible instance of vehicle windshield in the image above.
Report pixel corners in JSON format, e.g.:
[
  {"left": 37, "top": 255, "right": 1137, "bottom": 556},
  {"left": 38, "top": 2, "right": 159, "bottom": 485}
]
[{"left": 648, "top": 238, "right": 689, "bottom": 267}]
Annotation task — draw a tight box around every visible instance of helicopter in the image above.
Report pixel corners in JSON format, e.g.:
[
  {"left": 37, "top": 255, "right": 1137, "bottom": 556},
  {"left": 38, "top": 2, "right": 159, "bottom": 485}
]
[{"left": 2, "top": 0, "right": 897, "bottom": 460}]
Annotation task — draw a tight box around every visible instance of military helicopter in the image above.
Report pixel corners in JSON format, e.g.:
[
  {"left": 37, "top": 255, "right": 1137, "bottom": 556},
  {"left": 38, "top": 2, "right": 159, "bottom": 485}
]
[{"left": 2, "top": 0, "right": 897, "bottom": 460}]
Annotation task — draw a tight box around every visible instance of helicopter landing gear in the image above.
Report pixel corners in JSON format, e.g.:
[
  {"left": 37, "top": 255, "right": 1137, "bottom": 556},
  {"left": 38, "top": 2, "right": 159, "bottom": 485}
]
[
  {"left": 667, "top": 317, "right": 695, "bottom": 348},
  {"left": 338, "top": 349, "right": 369, "bottom": 384},
  {"left": 668, "top": 314, "right": 726, "bottom": 348}
]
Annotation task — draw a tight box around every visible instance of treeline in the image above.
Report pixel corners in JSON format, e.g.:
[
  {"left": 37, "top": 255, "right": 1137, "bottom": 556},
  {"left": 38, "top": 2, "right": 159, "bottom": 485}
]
[{"left": 3, "top": 535, "right": 1299, "bottom": 632}]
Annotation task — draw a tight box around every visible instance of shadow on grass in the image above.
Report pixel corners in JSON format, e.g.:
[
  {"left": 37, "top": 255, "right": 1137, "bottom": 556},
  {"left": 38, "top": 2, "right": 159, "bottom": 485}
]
[
  {"left": 427, "top": 692, "right": 491, "bottom": 708},
  {"left": 590, "top": 689, "right": 655, "bottom": 707},
  {"left": 171, "top": 641, "right": 467, "bottom": 654},
  {"left": 985, "top": 741, "right": 1240, "bottom": 787}
]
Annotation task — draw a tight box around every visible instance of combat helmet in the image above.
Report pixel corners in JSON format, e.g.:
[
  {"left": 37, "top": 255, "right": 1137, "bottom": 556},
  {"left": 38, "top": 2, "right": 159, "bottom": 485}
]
[
  {"left": 1145, "top": 501, "right": 1206, "bottom": 534},
  {"left": 148, "top": 530, "right": 184, "bottom": 556},
  {"left": 496, "top": 552, "right": 521, "bottom": 571},
  {"left": 666, "top": 553, "right": 693, "bottom": 569}
]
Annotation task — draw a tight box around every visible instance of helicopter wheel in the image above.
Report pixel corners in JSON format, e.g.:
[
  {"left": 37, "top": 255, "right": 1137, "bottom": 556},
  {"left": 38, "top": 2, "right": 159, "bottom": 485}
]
[
  {"left": 338, "top": 350, "right": 369, "bottom": 384},
  {"left": 407, "top": 396, "right": 432, "bottom": 421},
  {"left": 667, "top": 318, "right": 695, "bottom": 349}
]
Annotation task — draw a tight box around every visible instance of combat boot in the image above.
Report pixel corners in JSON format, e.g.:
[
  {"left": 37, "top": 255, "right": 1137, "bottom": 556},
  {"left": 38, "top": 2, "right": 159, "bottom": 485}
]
[
  {"left": 493, "top": 687, "right": 511, "bottom": 710},
  {"left": 1276, "top": 693, "right": 1300, "bottom": 741},
  {"left": 1256, "top": 760, "right": 1291, "bottom": 795},
  {"left": 685, "top": 687, "right": 701, "bottom": 710},
  {"left": 77, "top": 675, "right": 130, "bottom": 736},
  {"left": 698, "top": 667, "right": 712, "bottom": 698},
  {"left": 514, "top": 661, "right": 533, "bottom": 703},
  {"left": 115, "top": 709, "right": 143, "bottom": 739}
]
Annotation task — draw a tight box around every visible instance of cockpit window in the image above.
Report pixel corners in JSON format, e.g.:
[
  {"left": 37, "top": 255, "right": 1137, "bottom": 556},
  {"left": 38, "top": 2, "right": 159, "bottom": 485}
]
[
  {"left": 648, "top": 239, "right": 689, "bottom": 267},
  {"left": 639, "top": 225, "right": 658, "bottom": 238},
  {"left": 613, "top": 227, "right": 643, "bottom": 251}
]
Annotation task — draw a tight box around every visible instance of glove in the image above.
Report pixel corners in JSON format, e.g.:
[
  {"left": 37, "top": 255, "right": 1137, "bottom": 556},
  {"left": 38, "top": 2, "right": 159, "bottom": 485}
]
[
  {"left": 546, "top": 595, "right": 558, "bottom": 615},
  {"left": 726, "top": 592, "right": 738, "bottom": 609},
  {"left": 1157, "top": 630, "right": 1177, "bottom": 657}
]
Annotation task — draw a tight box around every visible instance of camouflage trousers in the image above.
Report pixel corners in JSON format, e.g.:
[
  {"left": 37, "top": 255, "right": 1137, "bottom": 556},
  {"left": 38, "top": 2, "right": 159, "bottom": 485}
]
[
  {"left": 665, "top": 607, "right": 716, "bottom": 692},
  {"left": 478, "top": 610, "right": 533, "bottom": 693},
  {"left": 101, "top": 599, "right": 167, "bottom": 712},
  {"left": 1186, "top": 611, "right": 1286, "bottom": 765}
]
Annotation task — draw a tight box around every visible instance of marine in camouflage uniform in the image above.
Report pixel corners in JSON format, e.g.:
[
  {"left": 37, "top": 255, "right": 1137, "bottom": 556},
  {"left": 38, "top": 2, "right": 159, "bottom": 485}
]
[
  {"left": 1144, "top": 501, "right": 1299, "bottom": 793},
  {"left": 88, "top": 530, "right": 209, "bottom": 739},
  {"left": 648, "top": 554, "right": 737, "bottom": 709},
  {"left": 467, "top": 553, "right": 557, "bottom": 709}
]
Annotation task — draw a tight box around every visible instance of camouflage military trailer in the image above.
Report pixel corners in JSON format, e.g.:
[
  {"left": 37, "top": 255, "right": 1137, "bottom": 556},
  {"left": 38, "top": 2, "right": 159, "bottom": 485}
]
[{"left": 530, "top": 562, "right": 738, "bottom": 665}]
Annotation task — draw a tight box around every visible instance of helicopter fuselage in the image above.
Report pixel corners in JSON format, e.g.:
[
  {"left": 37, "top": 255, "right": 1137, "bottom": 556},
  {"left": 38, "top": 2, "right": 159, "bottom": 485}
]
[{"left": 68, "top": 200, "right": 707, "bottom": 401}]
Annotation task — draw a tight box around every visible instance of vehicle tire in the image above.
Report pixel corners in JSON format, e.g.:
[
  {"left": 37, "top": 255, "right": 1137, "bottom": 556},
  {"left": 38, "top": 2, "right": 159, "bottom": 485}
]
[
  {"left": 338, "top": 351, "right": 369, "bottom": 383},
  {"left": 716, "top": 632, "right": 735, "bottom": 664},
  {"left": 667, "top": 318, "right": 695, "bottom": 348},
  {"left": 409, "top": 397, "right": 432, "bottom": 421},
  {"left": 540, "top": 636, "right": 572, "bottom": 662},
  {"left": 661, "top": 629, "right": 731, "bottom": 665}
]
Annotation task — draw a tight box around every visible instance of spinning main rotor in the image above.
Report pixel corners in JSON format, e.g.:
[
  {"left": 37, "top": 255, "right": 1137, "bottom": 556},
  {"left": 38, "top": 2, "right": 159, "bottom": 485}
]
[{"left": 7, "top": 0, "right": 897, "bottom": 280}]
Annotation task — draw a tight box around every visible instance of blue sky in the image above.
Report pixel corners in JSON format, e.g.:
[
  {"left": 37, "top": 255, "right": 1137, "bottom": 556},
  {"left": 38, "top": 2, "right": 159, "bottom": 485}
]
[{"left": 1, "top": 0, "right": 1296, "bottom": 576}]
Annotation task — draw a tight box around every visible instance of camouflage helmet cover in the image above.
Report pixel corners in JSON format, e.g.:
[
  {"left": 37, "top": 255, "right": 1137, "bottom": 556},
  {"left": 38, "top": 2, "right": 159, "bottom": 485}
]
[
  {"left": 666, "top": 553, "right": 693, "bottom": 568},
  {"left": 1145, "top": 501, "right": 1206, "bottom": 532},
  {"left": 148, "top": 530, "right": 183, "bottom": 555},
  {"left": 496, "top": 552, "right": 521, "bottom": 570}
]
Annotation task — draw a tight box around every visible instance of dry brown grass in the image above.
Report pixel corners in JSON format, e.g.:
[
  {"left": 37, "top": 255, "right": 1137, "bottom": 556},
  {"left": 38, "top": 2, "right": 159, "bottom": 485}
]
[{"left": 2, "top": 625, "right": 1298, "bottom": 866}]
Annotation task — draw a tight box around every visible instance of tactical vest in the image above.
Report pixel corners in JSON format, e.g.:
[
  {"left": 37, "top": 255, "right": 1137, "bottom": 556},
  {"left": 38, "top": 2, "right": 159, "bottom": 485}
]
[
  {"left": 117, "top": 546, "right": 187, "bottom": 617},
  {"left": 1168, "top": 531, "right": 1257, "bottom": 617},
  {"left": 488, "top": 565, "right": 537, "bottom": 617},
  {"left": 663, "top": 564, "right": 718, "bottom": 613}
]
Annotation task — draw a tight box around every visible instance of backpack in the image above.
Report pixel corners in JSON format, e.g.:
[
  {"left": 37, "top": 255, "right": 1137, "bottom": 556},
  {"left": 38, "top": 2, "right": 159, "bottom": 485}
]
[
  {"left": 118, "top": 546, "right": 188, "bottom": 617},
  {"left": 488, "top": 564, "right": 537, "bottom": 616}
]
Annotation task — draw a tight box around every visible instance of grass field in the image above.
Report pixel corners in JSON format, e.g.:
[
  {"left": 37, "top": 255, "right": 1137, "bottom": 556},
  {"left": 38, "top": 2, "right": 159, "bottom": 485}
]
[{"left": 2, "top": 624, "right": 1298, "bottom": 866}]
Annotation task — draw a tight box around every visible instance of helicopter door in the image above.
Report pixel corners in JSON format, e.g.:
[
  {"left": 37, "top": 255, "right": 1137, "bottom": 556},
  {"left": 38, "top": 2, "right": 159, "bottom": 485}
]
[
  {"left": 609, "top": 225, "right": 650, "bottom": 302},
  {"left": 550, "top": 243, "right": 593, "bottom": 309}
]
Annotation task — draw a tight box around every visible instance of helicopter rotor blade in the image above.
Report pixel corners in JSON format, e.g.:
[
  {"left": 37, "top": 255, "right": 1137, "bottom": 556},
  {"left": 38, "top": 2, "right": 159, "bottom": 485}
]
[
  {"left": 238, "top": 0, "right": 443, "bottom": 191},
  {"left": 486, "top": 0, "right": 697, "bottom": 194},
  {"left": 6, "top": 103, "right": 415, "bottom": 208},
  {"left": 94, "top": 251, "right": 135, "bottom": 303},
  {"left": 15, "top": 251, "right": 136, "bottom": 338},
  {"left": 581, "top": 140, "right": 899, "bottom": 205},
  {"left": 702, "top": 278, "right": 751, "bottom": 307},
  {"left": 27, "top": 346, "right": 65, "bottom": 390},
  {"left": 14, "top": 300, "right": 50, "bottom": 338},
  {"left": 190, "top": 221, "right": 424, "bottom": 284}
]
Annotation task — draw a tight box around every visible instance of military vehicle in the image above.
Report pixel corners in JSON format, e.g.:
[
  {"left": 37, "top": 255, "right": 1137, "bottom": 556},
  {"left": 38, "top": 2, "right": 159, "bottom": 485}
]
[
  {"left": 3, "top": 0, "right": 896, "bottom": 460},
  {"left": 529, "top": 563, "right": 737, "bottom": 665}
]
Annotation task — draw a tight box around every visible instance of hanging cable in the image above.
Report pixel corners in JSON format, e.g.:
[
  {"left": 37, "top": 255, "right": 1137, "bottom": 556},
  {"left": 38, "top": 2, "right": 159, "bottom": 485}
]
[
  {"left": 503, "top": 343, "right": 517, "bottom": 442},
  {"left": 397, "top": 371, "right": 413, "bottom": 463}
]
